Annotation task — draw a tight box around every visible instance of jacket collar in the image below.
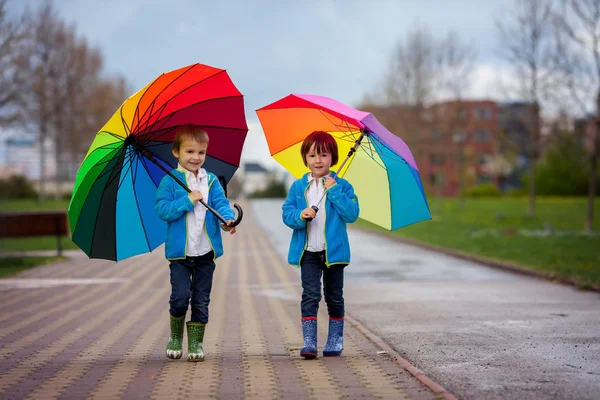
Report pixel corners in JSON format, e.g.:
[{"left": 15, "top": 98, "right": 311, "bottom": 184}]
[{"left": 177, "top": 165, "right": 207, "bottom": 179}]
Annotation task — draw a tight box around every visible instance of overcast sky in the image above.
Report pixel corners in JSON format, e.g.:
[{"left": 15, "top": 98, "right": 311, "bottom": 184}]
[{"left": 5, "top": 0, "right": 516, "bottom": 169}]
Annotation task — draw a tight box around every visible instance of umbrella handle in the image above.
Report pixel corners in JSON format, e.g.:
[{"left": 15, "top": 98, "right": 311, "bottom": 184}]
[
  {"left": 198, "top": 200, "right": 243, "bottom": 227},
  {"left": 304, "top": 205, "right": 319, "bottom": 222}
]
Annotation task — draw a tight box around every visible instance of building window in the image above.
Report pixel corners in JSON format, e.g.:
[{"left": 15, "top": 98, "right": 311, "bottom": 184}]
[
  {"left": 430, "top": 129, "right": 444, "bottom": 140},
  {"left": 430, "top": 153, "right": 446, "bottom": 165},
  {"left": 477, "top": 173, "right": 492, "bottom": 183},
  {"left": 475, "top": 107, "right": 493, "bottom": 120},
  {"left": 473, "top": 130, "right": 492, "bottom": 142}
]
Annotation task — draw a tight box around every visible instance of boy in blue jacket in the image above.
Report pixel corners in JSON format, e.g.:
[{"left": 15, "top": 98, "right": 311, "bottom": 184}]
[
  {"left": 282, "top": 130, "right": 360, "bottom": 359},
  {"left": 155, "top": 124, "right": 236, "bottom": 362}
]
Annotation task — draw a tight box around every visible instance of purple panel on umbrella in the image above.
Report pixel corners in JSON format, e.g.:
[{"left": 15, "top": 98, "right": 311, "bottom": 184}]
[
  {"left": 295, "top": 94, "right": 370, "bottom": 122},
  {"left": 361, "top": 113, "right": 418, "bottom": 171}
]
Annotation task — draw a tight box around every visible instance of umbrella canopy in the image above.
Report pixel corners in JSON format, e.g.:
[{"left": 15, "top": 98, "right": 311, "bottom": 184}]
[
  {"left": 69, "top": 63, "right": 248, "bottom": 261},
  {"left": 256, "top": 94, "right": 430, "bottom": 230}
]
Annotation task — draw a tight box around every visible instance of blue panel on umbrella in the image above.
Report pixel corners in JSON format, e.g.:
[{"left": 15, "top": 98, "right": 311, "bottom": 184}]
[
  {"left": 116, "top": 158, "right": 152, "bottom": 260},
  {"left": 377, "top": 143, "right": 432, "bottom": 230},
  {"left": 141, "top": 146, "right": 174, "bottom": 187},
  {"left": 132, "top": 157, "right": 167, "bottom": 251}
]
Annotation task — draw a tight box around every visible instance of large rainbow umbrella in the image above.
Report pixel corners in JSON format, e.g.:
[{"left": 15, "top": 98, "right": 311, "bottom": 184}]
[
  {"left": 68, "top": 63, "right": 247, "bottom": 261},
  {"left": 256, "top": 94, "right": 430, "bottom": 230}
]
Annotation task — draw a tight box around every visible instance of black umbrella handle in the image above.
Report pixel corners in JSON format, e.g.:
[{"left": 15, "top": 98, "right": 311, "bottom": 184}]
[{"left": 304, "top": 205, "right": 319, "bottom": 222}]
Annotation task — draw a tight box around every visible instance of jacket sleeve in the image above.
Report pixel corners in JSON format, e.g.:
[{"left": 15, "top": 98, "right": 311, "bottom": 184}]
[
  {"left": 155, "top": 176, "right": 195, "bottom": 222},
  {"left": 282, "top": 181, "right": 307, "bottom": 230},
  {"left": 326, "top": 179, "right": 360, "bottom": 223},
  {"left": 209, "top": 178, "right": 235, "bottom": 224}
]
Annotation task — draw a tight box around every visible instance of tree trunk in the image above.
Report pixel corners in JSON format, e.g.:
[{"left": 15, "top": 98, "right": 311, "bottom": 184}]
[
  {"left": 586, "top": 141, "right": 597, "bottom": 232},
  {"left": 528, "top": 158, "right": 536, "bottom": 217},
  {"left": 586, "top": 94, "right": 600, "bottom": 232},
  {"left": 527, "top": 103, "right": 540, "bottom": 218},
  {"left": 38, "top": 122, "right": 46, "bottom": 204}
]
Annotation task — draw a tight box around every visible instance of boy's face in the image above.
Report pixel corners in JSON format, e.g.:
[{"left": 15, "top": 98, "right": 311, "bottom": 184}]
[
  {"left": 172, "top": 138, "right": 208, "bottom": 174},
  {"left": 305, "top": 143, "right": 332, "bottom": 179}
]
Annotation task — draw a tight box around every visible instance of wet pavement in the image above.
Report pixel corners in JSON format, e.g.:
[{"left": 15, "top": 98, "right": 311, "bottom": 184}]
[{"left": 253, "top": 199, "right": 600, "bottom": 400}]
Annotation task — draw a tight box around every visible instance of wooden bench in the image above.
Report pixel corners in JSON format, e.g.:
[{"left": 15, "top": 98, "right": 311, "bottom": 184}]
[{"left": 0, "top": 210, "right": 70, "bottom": 256}]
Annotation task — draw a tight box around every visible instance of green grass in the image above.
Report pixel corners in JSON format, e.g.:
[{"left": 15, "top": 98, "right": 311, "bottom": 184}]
[
  {"left": 2, "top": 197, "right": 599, "bottom": 287},
  {"left": 356, "top": 197, "right": 600, "bottom": 288},
  {"left": 0, "top": 256, "right": 65, "bottom": 278}
]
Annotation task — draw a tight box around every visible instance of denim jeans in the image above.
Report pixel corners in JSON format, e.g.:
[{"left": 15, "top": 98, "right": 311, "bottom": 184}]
[
  {"left": 300, "top": 250, "right": 345, "bottom": 319},
  {"left": 169, "top": 251, "right": 215, "bottom": 323}
]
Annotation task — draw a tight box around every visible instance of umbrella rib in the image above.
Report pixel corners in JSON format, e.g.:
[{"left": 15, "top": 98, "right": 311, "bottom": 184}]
[
  {"left": 369, "top": 134, "right": 409, "bottom": 165},
  {"left": 87, "top": 145, "right": 129, "bottom": 260},
  {"left": 137, "top": 95, "right": 247, "bottom": 141},
  {"left": 317, "top": 109, "right": 356, "bottom": 134},
  {"left": 71, "top": 146, "right": 123, "bottom": 236},
  {"left": 135, "top": 68, "right": 232, "bottom": 134},
  {"left": 137, "top": 112, "right": 178, "bottom": 142},
  {"left": 115, "top": 148, "right": 136, "bottom": 192},
  {"left": 129, "top": 150, "right": 153, "bottom": 252},
  {"left": 133, "top": 64, "right": 198, "bottom": 133}
]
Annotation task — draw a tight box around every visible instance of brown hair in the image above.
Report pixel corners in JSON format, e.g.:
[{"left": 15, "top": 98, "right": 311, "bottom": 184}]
[
  {"left": 172, "top": 124, "right": 209, "bottom": 151},
  {"left": 300, "top": 131, "right": 339, "bottom": 167}
]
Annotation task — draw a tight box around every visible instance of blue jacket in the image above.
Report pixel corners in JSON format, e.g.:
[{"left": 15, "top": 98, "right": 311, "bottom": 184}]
[
  {"left": 155, "top": 169, "right": 234, "bottom": 261},
  {"left": 282, "top": 173, "right": 359, "bottom": 267}
]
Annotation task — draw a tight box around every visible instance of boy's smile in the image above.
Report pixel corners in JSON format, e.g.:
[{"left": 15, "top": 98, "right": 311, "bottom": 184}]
[{"left": 172, "top": 139, "right": 208, "bottom": 175}]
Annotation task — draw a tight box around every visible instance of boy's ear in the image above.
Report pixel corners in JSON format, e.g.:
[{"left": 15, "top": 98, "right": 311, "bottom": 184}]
[{"left": 172, "top": 148, "right": 179, "bottom": 158}]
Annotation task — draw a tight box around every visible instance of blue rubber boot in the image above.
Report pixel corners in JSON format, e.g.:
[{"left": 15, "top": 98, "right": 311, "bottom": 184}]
[
  {"left": 300, "top": 318, "right": 318, "bottom": 359},
  {"left": 323, "top": 318, "right": 344, "bottom": 357}
]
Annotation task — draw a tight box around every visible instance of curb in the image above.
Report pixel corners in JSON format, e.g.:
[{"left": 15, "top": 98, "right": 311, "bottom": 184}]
[
  {"left": 345, "top": 314, "right": 457, "bottom": 400},
  {"left": 352, "top": 225, "right": 600, "bottom": 293}
]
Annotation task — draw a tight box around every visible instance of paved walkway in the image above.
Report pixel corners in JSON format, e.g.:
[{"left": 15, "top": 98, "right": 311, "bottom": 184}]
[{"left": 0, "top": 206, "right": 446, "bottom": 399}]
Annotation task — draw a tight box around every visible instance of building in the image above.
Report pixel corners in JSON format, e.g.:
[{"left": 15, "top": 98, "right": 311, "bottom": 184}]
[
  {"left": 3, "top": 136, "right": 57, "bottom": 181},
  {"left": 241, "top": 162, "right": 271, "bottom": 196}
]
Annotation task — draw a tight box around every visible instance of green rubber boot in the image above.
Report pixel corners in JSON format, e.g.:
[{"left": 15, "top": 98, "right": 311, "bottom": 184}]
[
  {"left": 166, "top": 314, "right": 185, "bottom": 359},
  {"left": 187, "top": 321, "right": 206, "bottom": 362}
]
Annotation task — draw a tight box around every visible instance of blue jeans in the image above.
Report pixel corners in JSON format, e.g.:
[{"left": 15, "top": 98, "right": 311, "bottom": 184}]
[
  {"left": 300, "top": 250, "right": 345, "bottom": 319},
  {"left": 169, "top": 251, "right": 215, "bottom": 323}
]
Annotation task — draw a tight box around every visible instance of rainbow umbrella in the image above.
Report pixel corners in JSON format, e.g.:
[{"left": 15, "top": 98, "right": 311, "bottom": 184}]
[
  {"left": 69, "top": 63, "right": 247, "bottom": 261},
  {"left": 256, "top": 94, "right": 430, "bottom": 230}
]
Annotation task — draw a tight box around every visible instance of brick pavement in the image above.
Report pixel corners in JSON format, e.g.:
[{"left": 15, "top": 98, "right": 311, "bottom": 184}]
[{"left": 0, "top": 206, "right": 450, "bottom": 399}]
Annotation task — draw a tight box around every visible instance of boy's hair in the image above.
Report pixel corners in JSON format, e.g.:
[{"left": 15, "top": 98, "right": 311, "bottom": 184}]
[
  {"left": 300, "top": 131, "right": 339, "bottom": 167},
  {"left": 172, "top": 125, "right": 209, "bottom": 151}
]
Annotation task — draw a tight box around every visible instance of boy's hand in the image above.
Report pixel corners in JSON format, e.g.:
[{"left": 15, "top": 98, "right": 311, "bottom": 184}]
[
  {"left": 221, "top": 220, "right": 237, "bottom": 234},
  {"left": 188, "top": 190, "right": 203, "bottom": 203},
  {"left": 324, "top": 176, "right": 336, "bottom": 189},
  {"left": 301, "top": 207, "right": 316, "bottom": 221}
]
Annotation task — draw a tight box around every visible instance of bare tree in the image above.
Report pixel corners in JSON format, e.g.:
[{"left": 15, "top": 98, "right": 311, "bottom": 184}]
[
  {"left": 437, "top": 31, "right": 477, "bottom": 206},
  {"left": 363, "top": 27, "right": 477, "bottom": 204},
  {"left": 554, "top": 0, "right": 600, "bottom": 232},
  {"left": 20, "top": 1, "right": 70, "bottom": 202},
  {"left": 496, "top": 0, "right": 557, "bottom": 217},
  {"left": 0, "top": 0, "right": 28, "bottom": 127}
]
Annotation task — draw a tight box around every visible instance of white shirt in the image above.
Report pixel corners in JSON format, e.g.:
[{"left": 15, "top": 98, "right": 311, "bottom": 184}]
[
  {"left": 306, "top": 174, "right": 326, "bottom": 252},
  {"left": 180, "top": 166, "right": 212, "bottom": 257}
]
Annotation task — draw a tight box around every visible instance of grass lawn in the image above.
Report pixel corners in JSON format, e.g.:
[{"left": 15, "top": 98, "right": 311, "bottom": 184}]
[
  {"left": 0, "top": 256, "right": 65, "bottom": 278},
  {"left": 2, "top": 197, "right": 599, "bottom": 287},
  {"left": 355, "top": 196, "right": 600, "bottom": 288}
]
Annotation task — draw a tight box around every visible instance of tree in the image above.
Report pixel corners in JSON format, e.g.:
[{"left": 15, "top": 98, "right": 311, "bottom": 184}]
[
  {"left": 0, "top": 0, "right": 28, "bottom": 127},
  {"left": 437, "top": 31, "right": 477, "bottom": 206},
  {"left": 534, "top": 133, "right": 590, "bottom": 195},
  {"left": 554, "top": 0, "right": 600, "bottom": 231},
  {"left": 496, "top": 0, "right": 557, "bottom": 217},
  {"left": 20, "top": 2, "right": 70, "bottom": 202}
]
